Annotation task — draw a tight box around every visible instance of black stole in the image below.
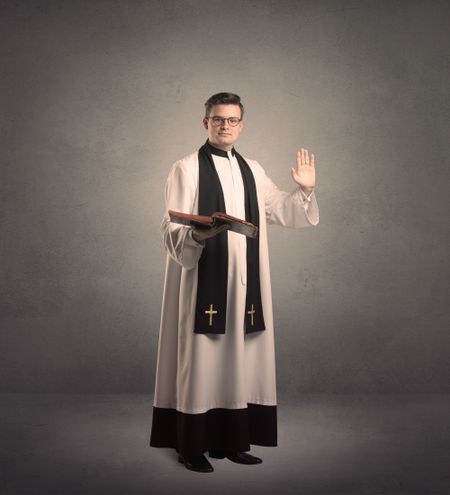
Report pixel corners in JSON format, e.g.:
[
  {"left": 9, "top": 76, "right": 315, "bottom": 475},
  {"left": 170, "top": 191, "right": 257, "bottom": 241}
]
[{"left": 194, "top": 140, "right": 265, "bottom": 334}]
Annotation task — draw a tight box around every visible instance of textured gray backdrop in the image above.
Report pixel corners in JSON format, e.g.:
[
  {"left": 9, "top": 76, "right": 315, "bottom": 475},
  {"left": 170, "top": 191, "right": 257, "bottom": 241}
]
[{"left": 1, "top": 0, "right": 449, "bottom": 394}]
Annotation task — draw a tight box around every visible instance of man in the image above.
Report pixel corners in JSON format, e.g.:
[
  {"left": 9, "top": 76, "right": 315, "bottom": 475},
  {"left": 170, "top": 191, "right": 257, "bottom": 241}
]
[{"left": 150, "top": 92, "right": 319, "bottom": 473}]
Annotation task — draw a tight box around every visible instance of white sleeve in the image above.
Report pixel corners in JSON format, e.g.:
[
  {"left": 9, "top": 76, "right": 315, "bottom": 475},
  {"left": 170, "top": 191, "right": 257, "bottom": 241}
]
[
  {"left": 160, "top": 160, "right": 205, "bottom": 270},
  {"left": 264, "top": 172, "right": 319, "bottom": 228}
]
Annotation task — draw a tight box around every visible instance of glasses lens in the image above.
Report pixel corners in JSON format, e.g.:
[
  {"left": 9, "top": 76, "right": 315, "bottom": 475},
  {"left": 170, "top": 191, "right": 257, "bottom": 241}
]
[
  {"left": 228, "top": 118, "right": 240, "bottom": 126},
  {"left": 211, "top": 117, "right": 224, "bottom": 126}
]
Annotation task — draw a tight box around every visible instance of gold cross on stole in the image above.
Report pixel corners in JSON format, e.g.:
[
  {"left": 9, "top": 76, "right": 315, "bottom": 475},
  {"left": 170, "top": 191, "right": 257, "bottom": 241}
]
[
  {"left": 205, "top": 304, "right": 218, "bottom": 326},
  {"left": 247, "top": 304, "right": 256, "bottom": 326}
]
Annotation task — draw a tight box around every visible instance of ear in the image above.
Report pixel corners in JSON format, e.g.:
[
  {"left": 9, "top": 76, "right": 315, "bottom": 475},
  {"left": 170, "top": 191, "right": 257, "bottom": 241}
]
[{"left": 202, "top": 117, "right": 209, "bottom": 130}]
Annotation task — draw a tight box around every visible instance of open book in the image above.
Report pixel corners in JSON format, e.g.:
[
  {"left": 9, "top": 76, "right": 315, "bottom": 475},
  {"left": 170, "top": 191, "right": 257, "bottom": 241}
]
[{"left": 168, "top": 210, "right": 258, "bottom": 238}]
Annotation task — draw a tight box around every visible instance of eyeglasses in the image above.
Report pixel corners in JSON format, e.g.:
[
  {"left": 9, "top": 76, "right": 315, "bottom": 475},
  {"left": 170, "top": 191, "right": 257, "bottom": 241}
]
[{"left": 207, "top": 116, "right": 242, "bottom": 127}]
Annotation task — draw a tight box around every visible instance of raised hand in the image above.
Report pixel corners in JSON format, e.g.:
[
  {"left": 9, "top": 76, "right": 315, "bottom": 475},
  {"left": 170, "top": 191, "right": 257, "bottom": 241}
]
[{"left": 291, "top": 148, "right": 316, "bottom": 195}]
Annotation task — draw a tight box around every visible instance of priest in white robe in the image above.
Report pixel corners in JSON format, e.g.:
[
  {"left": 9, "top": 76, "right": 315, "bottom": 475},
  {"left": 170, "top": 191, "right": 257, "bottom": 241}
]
[{"left": 150, "top": 92, "right": 319, "bottom": 473}]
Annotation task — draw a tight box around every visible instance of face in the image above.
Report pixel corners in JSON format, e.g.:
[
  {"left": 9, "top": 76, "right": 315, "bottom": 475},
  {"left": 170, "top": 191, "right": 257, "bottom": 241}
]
[{"left": 203, "top": 104, "right": 244, "bottom": 151}]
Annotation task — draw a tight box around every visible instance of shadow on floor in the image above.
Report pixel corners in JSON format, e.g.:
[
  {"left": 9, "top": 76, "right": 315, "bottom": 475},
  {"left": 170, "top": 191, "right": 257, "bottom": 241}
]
[{"left": 1, "top": 393, "right": 449, "bottom": 495}]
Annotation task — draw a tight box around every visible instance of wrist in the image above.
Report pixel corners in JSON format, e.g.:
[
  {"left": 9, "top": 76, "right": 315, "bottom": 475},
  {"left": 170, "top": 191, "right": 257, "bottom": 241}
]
[
  {"left": 300, "top": 186, "right": 314, "bottom": 195},
  {"left": 191, "top": 230, "right": 200, "bottom": 242}
]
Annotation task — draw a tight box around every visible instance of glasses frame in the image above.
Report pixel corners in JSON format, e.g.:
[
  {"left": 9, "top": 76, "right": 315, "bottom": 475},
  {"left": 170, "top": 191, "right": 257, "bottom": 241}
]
[{"left": 207, "top": 116, "right": 242, "bottom": 127}]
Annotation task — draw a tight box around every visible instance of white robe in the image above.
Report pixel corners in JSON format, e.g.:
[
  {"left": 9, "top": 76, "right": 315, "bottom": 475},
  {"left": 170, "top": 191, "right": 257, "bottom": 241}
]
[{"left": 152, "top": 149, "right": 319, "bottom": 417}]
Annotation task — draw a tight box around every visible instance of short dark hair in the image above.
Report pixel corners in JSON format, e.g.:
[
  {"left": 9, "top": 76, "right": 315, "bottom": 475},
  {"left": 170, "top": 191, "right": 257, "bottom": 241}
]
[{"left": 204, "top": 92, "right": 244, "bottom": 119}]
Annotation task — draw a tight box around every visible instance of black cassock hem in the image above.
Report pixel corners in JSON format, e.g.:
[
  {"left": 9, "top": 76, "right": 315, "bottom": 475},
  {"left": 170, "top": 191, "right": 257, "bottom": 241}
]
[{"left": 150, "top": 403, "right": 277, "bottom": 457}]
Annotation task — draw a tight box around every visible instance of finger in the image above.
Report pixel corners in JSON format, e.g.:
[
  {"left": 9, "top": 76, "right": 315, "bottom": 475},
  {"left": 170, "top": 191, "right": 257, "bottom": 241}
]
[
  {"left": 311, "top": 153, "right": 315, "bottom": 168},
  {"left": 301, "top": 148, "right": 305, "bottom": 165},
  {"left": 291, "top": 167, "right": 300, "bottom": 183},
  {"left": 305, "top": 148, "right": 309, "bottom": 165},
  {"left": 217, "top": 224, "right": 229, "bottom": 233},
  {"left": 297, "top": 150, "right": 301, "bottom": 168},
  {"left": 207, "top": 224, "right": 228, "bottom": 240}
]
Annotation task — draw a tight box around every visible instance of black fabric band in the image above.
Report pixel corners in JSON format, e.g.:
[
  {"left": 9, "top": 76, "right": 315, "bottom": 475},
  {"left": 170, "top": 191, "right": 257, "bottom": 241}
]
[
  {"left": 149, "top": 404, "right": 277, "bottom": 457},
  {"left": 194, "top": 142, "right": 228, "bottom": 333},
  {"left": 235, "top": 151, "right": 265, "bottom": 333},
  {"left": 194, "top": 141, "right": 265, "bottom": 334}
]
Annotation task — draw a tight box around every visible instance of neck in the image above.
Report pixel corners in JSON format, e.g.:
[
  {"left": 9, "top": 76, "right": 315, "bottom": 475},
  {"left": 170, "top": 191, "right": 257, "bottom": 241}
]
[{"left": 208, "top": 140, "right": 233, "bottom": 152}]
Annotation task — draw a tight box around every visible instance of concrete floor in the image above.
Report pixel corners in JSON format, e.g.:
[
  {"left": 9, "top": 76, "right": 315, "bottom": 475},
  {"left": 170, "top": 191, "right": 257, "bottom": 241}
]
[{"left": 0, "top": 394, "right": 449, "bottom": 495}]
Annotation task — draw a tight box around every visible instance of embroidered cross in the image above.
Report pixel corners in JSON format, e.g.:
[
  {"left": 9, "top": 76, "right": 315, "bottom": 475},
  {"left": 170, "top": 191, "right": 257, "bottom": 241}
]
[
  {"left": 205, "top": 304, "right": 218, "bottom": 326},
  {"left": 247, "top": 304, "right": 256, "bottom": 326}
]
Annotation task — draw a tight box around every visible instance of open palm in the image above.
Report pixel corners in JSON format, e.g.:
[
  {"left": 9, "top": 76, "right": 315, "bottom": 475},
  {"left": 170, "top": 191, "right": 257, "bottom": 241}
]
[{"left": 291, "top": 148, "right": 316, "bottom": 192}]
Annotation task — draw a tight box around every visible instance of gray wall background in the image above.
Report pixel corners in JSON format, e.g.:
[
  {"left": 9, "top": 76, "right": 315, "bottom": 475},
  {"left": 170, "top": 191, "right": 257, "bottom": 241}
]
[{"left": 1, "top": 0, "right": 449, "bottom": 395}]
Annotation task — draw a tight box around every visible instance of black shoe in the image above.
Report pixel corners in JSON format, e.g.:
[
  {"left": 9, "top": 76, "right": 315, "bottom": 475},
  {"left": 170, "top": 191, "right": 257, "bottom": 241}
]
[
  {"left": 178, "top": 454, "right": 214, "bottom": 473},
  {"left": 209, "top": 450, "right": 262, "bottom": 464}
]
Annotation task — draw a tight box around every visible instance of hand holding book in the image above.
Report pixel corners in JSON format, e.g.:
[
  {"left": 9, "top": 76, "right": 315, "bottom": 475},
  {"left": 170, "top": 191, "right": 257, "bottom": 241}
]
[
  {"left": 192, "top": 223, "right": 230, "bottom": 242},
  {"left": 168, "top": 210, "right": 258, "bottom": 239}
]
